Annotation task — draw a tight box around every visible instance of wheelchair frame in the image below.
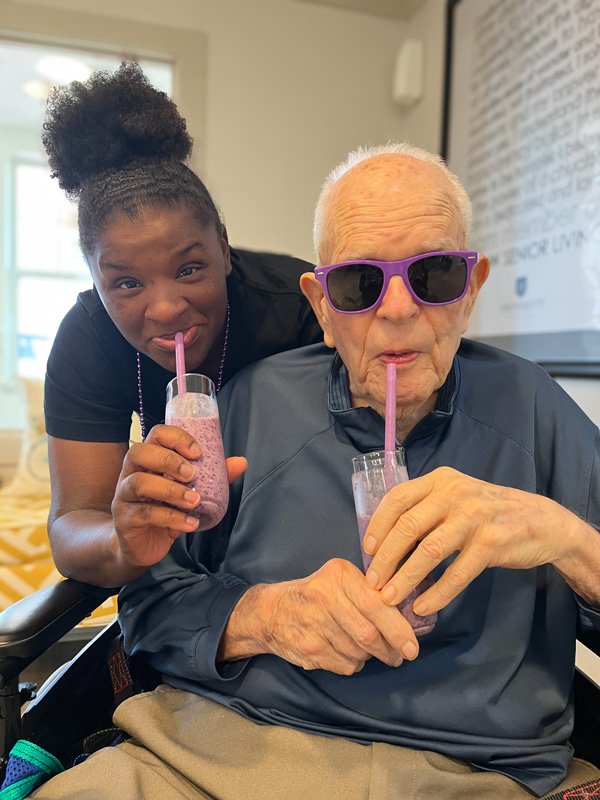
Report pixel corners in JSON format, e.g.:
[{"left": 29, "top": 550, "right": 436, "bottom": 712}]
[{"left": 0, "top": 580, "right": 598, "bottom": 784}]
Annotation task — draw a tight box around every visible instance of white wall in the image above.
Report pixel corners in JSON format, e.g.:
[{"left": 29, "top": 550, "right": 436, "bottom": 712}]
[
  {"left": 555, "top": 378, "right": 600, "bottom": 428},
  {"left": 2, "top": 0, "right": 444, "bottom": 262},
  {"left": 396, "top": 0, "right": 446, "bottom": 154}
]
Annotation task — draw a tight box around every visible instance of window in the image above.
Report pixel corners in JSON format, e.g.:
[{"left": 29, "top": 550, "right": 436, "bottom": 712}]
[
  {"left": 13, "top": 159, "right": 91, "bottom": 378},
  {"left": 0, "top": 38, "right": 174, "bottom": 381}
]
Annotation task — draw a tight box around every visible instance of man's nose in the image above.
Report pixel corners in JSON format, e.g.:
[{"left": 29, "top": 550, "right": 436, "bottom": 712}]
[
  {"left": 144, "top": 287, "right": 189, "bottom": 323},
  {"left": 376, "top": 275, "right": 419, "bottom": 320}
]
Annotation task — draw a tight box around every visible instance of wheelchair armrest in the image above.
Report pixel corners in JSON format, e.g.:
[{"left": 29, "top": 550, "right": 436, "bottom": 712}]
[
  {"left": 578, "top": 630, "right": 600, "bottom": 656},
  {"left": 576, "top": 630, "right": 600, "bottom": 697},
  {"left": 573, "top": 631, "right": 600, "bottom": 766},
  {"left": 0, "top": 580, "right": 119, "bottom": 687}
]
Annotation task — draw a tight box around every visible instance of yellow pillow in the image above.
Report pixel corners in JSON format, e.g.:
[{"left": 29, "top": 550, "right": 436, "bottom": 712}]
[{"left": 5, "top": 378, "right": 51, "bottom": 498}]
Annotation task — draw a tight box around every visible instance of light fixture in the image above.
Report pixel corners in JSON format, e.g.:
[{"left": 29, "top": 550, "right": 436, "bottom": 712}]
[
  {"left": 392, "top": 40, "right": 424, "bottom": 107},
  {"left": 35, "top": 55, "right": 92, "bottom": 85},
  {"left": 23, "top": 80, "right": 52, "bottom": 101}
]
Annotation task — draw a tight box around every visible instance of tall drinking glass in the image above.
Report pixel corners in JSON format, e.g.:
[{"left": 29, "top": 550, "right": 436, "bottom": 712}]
[
  {"left": 351, "top": 450, "right": 437, "bottom": 635},
  {"left": 166, "top": 373, "right": 229, "bottom": 531}
]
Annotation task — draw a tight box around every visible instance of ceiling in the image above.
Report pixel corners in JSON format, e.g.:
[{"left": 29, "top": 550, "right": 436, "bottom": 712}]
[{"left": 295, "top": 0, "right": 428, "bottom": 20}]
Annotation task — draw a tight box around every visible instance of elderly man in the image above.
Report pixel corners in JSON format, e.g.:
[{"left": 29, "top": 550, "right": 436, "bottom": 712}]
[{"left": 32, "top": 144, "right": 600, "bottom": 799}]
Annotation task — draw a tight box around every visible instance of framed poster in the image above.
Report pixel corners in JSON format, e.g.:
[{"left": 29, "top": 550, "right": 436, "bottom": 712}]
[{"left": 442, "top": 0, "right": 600, "bottom": 375}]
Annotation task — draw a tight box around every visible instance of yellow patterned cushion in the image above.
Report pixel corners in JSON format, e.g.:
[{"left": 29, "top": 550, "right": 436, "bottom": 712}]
[
  {"left": 0, "top": 561, "right": 118, "bottom": 624},
  {"left": 8, "top": 378, "right": 51, "bottom": 498},
  {"left": 0, "top": 561, "right": 59, "bottom": 609},
  {"left": 0, "top": 380, "right": 136, "bottom": 624},
  {"left": 0, "top": 495, "right": 52, "bottom": 565},
  {"left": 0, "top": 492, "right": 118, "bottom": 623}
]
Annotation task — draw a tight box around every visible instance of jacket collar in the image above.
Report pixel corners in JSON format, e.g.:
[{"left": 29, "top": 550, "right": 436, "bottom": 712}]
[{"left": 326, "top": 351, "right": 459, "bottom": 452}]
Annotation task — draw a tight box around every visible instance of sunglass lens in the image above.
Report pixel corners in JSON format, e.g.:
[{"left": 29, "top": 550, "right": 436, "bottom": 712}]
[
  {"left": 327, "top": 264, "right": 384, "bottom": 311},
  {"left": 408, "top": 255, "right": 467, "bottom": 303}
]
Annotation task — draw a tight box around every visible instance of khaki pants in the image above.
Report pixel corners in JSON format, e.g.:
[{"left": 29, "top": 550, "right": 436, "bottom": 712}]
[{"left": 31, "top": 684, "right": 600, "bottom": 799}]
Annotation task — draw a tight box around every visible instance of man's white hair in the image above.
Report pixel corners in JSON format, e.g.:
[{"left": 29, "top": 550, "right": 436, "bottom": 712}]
[{"left": 313, "top": 142, "right": 472, "bottom": 264}]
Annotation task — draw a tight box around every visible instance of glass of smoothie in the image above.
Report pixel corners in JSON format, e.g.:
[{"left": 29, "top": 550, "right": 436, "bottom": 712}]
[
  {"left": 165, "top": 373, "right": 229, "bottom": 531},
  {"left": 351, "top": 450, "right": 437, "bottom": 636}
]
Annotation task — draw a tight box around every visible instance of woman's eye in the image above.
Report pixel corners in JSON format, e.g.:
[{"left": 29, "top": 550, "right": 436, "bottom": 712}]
[
  {"left": 116, "top": 279, "right": 140, "bottom": 290},
  {"left": 177, "top": 265, "right": 204, "bottom": 279}
]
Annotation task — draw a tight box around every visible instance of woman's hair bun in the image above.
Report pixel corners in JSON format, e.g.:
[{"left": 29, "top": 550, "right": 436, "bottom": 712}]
[{"left": 42, "top": 61, "right": 192, "bottom": 195}]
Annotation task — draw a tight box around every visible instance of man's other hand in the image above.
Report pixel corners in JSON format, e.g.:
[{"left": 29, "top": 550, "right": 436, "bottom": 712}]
[
  {"left": 218, "top": 558, "right": 419, "bottom": 675},
  {"left": 362, "top": 466, "right": 578, "bottom": 617}
]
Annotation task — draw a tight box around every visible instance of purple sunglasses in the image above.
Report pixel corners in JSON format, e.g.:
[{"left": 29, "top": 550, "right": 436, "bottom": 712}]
[{"left": 314, "top": 251, "right": 479, "bottom": 313}]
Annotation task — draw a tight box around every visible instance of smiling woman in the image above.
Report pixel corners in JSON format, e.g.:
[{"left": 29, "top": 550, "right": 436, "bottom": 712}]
[
  {"left": 41, "top": 61, "right": 322, "bottom": 588},
  {"left": 92, "top": 207, "right": 231, "bottom": 384}
]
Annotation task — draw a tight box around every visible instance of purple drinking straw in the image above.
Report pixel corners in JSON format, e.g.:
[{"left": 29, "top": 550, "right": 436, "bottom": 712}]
[
  {"left": 175, "top": 332, "right": 187, "bottom": 395},
  {"left": 385, "top": 362, "right": 396, "bottom": 450},
  {"left": 384, "top": 362, "right": 396, "bottom": 485}
]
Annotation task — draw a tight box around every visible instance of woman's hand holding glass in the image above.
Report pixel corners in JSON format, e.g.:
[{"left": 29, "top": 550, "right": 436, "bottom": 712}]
[{"left": 111, "top": 424, "right": 246, "bottom": 569}]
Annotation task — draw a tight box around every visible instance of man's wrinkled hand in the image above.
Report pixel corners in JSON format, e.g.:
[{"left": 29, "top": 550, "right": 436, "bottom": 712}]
[
  {"left": 221, "top": 558, "right": 419, "bottom": 675},
  {"left": 363, "top": 467, "right": 573, "bottom": 616}
]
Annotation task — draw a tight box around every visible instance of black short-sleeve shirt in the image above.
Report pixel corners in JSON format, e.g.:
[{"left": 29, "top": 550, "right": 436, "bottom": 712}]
[{"left": 44, "top": 248, "right": 322, "bottom": 442}]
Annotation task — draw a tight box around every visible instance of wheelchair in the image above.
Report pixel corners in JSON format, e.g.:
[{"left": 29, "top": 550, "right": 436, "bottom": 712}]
[
  {"left": 0, "top": 580, "right": 124, "bottom": 782},
  {"left": 0, "top": 580, "right": 598, "bottom": 791}
]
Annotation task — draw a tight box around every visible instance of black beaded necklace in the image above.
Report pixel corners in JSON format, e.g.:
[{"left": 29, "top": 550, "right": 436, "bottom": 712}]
[{"left": 135, "top": 302, "right": 230, "bottom": 441}]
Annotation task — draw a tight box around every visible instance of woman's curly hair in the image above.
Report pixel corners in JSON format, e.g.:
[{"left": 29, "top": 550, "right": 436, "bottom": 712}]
[{"left": 42, "top": 61, "right": 222, "bottom": 258}]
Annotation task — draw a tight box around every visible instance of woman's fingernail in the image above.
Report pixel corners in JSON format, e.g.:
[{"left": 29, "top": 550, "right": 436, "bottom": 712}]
[
  {"left": 184, "top": 490, "right": 199, "bottom": 505},
  {"left": 364, "top": 535, "right": 376, "bottom": 554},
  {"left": 413, "top": 601, "right": 428, "bottom": 616},
  {"left": 180, "top": 463, "right": 195, "bottom": 479},
  {"left": 366, "top": 570, "right": 378, "bottom": 588},
  {"left": 382, "top": 585, "right": 397, "bottom": 604},
  {"left": 402, "top": 641, "right": 418, "bottom": 660},
  {"left": 185, "top": 516, "right": 200, "bottom": 529},
  {"left": 190, "top": 443, "right": 202, "bottom": 457},
  {"left": 393, "top": 655, "right": 404, "bottom": 667}
]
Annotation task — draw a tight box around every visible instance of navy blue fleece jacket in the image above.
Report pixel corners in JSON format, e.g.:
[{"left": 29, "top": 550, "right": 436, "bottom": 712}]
[{"left": 119, "top": 340, "right": 600, "bottom": 797}]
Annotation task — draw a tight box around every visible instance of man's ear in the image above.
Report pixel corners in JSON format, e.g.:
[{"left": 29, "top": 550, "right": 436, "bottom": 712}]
[
  {"left": 299, "top": 273, "right": 335, "bottom": 348},
  {"left": 221, "top": 226, "right": 232, "bottom": 277},
  {"left": 464, "top": 255, "right": 490, "bottom": 316}
]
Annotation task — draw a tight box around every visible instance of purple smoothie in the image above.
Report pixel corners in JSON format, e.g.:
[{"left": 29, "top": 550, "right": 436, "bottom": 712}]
[
  {"left": 167, "top": 403, "right": 229, "bottom": 531},
  {"left": 355, "top": 510, "right": 437, "bottom": 636}
]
